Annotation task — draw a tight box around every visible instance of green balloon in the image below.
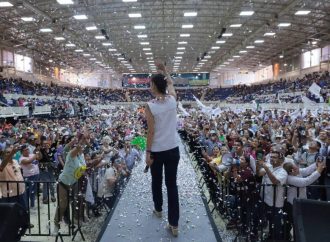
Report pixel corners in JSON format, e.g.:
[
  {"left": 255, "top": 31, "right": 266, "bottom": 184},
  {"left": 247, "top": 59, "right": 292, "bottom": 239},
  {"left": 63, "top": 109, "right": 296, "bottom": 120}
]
[{"left": 131, "top": 136, "right": 147, "bottom": 151}]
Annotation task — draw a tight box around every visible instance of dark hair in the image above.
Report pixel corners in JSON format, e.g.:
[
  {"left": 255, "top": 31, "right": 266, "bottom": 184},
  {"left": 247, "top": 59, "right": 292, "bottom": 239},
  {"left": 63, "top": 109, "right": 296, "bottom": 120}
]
[{"left": 151, "top": 74, "right": 167, "bottom": 94}]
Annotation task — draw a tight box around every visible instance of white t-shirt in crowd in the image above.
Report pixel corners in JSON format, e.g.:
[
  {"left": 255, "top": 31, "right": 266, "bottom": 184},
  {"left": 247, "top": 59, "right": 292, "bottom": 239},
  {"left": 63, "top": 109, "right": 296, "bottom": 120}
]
[
  {"left": 19, "top": 154, "right": 39, "bottom": 177},
  {"left": 261, "top": 164, "right": 287, "bottom": 208}
]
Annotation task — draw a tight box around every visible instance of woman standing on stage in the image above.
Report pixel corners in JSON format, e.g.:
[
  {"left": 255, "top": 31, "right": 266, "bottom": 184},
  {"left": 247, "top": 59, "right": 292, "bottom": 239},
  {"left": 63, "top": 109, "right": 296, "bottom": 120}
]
[{"left": 145, "top": 62, "right": 180, "bottom": 237}]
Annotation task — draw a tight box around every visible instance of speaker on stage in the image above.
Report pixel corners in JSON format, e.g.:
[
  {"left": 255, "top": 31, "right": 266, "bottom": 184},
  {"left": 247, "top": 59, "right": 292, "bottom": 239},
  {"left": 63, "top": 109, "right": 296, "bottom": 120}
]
[
  {"left": 293, "top": 199, "right": 330, "bottom": 242},
  {"left": 0, "top": 203, "right": 29, "bottom": 242}
]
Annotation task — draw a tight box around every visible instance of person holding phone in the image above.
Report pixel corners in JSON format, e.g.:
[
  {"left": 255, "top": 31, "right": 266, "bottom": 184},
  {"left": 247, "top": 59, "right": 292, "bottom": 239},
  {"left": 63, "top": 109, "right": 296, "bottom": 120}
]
[{"left": 145, "top": 61, "right": 180, "bottom": 237}]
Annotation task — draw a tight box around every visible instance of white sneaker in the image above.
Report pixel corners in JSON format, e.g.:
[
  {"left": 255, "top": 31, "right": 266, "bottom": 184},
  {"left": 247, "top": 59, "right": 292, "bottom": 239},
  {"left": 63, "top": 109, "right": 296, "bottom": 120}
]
[
  {"left": 51, "top": 223, "right": 60, "bottom": 236},
  {"left": 166, "top": 224, "right": 179, "bottom": 237},
  {"left": 153, "top": 209, "right": 162, "bottom": 218}
]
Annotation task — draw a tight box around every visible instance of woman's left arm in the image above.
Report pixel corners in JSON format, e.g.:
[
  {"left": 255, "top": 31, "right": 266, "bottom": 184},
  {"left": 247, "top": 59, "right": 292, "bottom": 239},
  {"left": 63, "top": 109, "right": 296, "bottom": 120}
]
[{"left": 145, "top": 105, "right": 155, "bottom": 166}]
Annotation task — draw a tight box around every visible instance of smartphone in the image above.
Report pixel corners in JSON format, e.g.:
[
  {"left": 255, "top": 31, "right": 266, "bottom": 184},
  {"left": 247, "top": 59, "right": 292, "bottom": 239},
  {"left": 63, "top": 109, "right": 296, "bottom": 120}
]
[{"left": 257, "top": 152, "right": 264, "bottom": 161}]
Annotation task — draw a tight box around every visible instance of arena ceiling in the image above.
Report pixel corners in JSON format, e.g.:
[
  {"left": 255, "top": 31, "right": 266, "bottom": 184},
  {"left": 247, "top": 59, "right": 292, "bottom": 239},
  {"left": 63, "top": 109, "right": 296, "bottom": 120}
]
[{"left": 0, "top": 0, "right": 329, "bottom": 75}]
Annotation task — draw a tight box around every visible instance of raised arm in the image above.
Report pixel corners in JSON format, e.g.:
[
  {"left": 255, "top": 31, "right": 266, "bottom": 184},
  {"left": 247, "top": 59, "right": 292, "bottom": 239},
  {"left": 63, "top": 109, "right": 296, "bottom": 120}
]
[{"left": 155, "top": 62, "right": 176, "bottom": 99}]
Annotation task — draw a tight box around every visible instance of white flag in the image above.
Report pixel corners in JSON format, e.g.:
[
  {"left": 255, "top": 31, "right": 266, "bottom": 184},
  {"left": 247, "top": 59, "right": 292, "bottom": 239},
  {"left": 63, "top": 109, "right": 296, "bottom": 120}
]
[{"left": 308, "top": 83, "right": 321, "bottom": 97}]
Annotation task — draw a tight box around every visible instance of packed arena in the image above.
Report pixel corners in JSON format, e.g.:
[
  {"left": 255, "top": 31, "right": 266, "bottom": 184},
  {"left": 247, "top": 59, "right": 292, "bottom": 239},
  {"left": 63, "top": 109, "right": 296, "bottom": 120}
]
[{"left": 0, "top": 1, "right": 330, "bottom": 242}]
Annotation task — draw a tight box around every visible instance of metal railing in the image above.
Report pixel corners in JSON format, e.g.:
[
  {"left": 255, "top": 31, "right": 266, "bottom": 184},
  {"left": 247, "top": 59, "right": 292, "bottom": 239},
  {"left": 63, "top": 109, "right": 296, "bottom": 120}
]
[
  {"left": 180, "top": 131, "right": 330, "bottom": 241},
  {"left": 0, "top": 169, "right": 129, "bottom": 242}
]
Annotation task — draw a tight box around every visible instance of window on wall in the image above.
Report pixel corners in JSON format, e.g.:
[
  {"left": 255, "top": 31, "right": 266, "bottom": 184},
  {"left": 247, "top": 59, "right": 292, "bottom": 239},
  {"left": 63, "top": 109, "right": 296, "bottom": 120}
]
[
  {"left": 311, "top": 48, "right": 321, "bottom": 67},
  {"left": 302, "top": 51, "right": 311, "bottom": 69},
  {"left": 2, "top": 50, "right": 14, "bottom": 66},
  {"left": 321, "top": 45, "right": 330, "bottom": 62},
  {"left": 14, "top": 54, "right": 33, "bottom": 73}
]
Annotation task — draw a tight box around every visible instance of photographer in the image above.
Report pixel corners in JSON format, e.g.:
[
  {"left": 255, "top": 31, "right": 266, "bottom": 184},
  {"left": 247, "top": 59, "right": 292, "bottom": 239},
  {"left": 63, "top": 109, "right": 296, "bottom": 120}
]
[{"left": 258, "top": 151, "right": 287, "bottom": 241}]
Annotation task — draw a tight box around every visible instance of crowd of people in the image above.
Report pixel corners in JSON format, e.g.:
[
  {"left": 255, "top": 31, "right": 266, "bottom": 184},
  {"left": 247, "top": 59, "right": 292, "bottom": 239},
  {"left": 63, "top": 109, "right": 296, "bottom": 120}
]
[
  {"left": 0, "top": 69, "right": 329, "bottom": 241},
  {"left": 1, "top": 71, "right": 329, "bottom": 110},
  {"left": 181, "top": 105, "right": 329, "bottom": 241},
  {"left": 0, "top": 107, "right": 146, "bottom": 235}
]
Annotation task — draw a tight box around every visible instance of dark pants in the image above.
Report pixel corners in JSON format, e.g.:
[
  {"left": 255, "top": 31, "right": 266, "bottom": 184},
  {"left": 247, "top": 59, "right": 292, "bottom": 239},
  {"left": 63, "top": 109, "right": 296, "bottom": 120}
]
[
  {"left": 39, "top": 170, "right": 55, "bottom": 200},
  {"left": 265, "top": 203, "right": 284, "bottom": 240},
  {"left": 150, "top": 147, "right": 180, "bottom": 227},
  {"left": 24, "top": 174, "right": 39, "bottom": 208}
]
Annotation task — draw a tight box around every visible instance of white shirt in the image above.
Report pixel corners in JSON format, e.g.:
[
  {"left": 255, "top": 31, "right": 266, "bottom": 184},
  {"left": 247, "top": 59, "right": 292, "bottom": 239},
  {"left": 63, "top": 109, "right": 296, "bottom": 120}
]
[
  {"left": 147, "top": 95, "right": 179, "bottom": 152},
  {"left": 261, "top": 164, "right": 288, "bottom": 208},
  {"left": 286, "top": 163, "right": 320, "bottom": 204}
]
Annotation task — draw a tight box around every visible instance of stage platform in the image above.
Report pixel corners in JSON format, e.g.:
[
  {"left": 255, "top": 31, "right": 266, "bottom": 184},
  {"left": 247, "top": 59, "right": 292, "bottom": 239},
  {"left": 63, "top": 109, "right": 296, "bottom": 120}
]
[{"left": 98, "top": 141, "right": 221, "bottom": 242}]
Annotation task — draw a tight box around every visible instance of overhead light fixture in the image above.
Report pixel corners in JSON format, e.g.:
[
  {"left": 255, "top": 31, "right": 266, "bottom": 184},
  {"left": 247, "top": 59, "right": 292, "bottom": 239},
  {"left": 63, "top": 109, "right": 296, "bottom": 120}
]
[
  {"left": 279, "top": 55, "right": 284, "bottom": 58},
  {"left": 201, "top": 59, "right": 208, "bottom": 62},
  {"left": 21, "top": 17, "right": 35, "bottom": 22},
  {"left": 311, "top": 41, "right": 317, "bottom": 45},
  {"left": 95, "top": 61, "right": 102, "bottom": 64},
  {"left": 75, "top": 49, "right": 84, "bottom": 52},
  {"left": 40, "top": 28, "right": 52, "bottom": 32},
  {"left": 140, "top": 42, "right": 149, "bottom": 45},
  {"left": 177, "top": 47, "right": 186, "bottom": 50},
  {"left": 89, "top": 58, "right": 96, "bottom": 60},
  {"left": 143, "top": 48, "right": 151, "bottom": 51},
  {"left": 216, "top": 40, "right": 226, "bottom": 44},
  {"left": 148, "top": 60, "right": 154, "bottom": 63},
  {"left": 246, "top": 45, "right": 255, "bottom": 49},
  {"left": 239, "top": 11, "right": 254, "bottom": 16},
  {"left": 222, "top": 33, "right": 233, "bottom": 37},
  {"left": 109, "top": 48, "right": 117, "bottom": 51},
  {"left": 128, "top": 13, "right": 142, "bottom": 18},
  {"left": 224, "top": 62, "right": 230, "bottom": 64},
  {"left": 278, "top": 23, "right": 291, "bottom": 27},
  {"left": 122, "top": 61, "right": 128, "bottom": 63},
  {"left": 180, "top": 34, "right": 190, "bottom": 37},
  {"left": 54, "top": 37, "right": 65, "bottom": 40},
  {"left": 220, "top": 64, "right": 226, "bottom": 67},
  {"left": 176, "top": 52, "right": 184, "bottom": 55},
  {"left": 182, "top": 24, "right": 193, "bottom": 28},
  {"left": 264, "top": 32, "right": 275, "bottom": 36},
  {"left": 0, "top": 1, "right": 13, "bottom": 7},
  {"left": 211, "top": 46, "right": 220, "bottom": 50},
  {"left": 118, "top": 57, "right": 125, "bottom": 60},
  {"left": 134, "top": 25, "right": 146, "bottom": 29},
  {"left": 86, "top": 26, "right": 97, "bottom": 31},
  {"left": 230, "top": 24, "right": 242, "bottom": 27},
  {"left": 83, "top": 53, "right": 91, "bottom": 57},
  {"left": 204, "top": 55, "right": 212, "bottom": 59},
  {"left": 239, "top": 50, "right": 247, "bottom": 53},
  {"left": 56, "top": 0, "right": 74, "bottom": 4},
  {"left": 145, "top": 52, "right": 153, "bottom": 55},
  {"left": 95, "top": 35, "right": 106, "bottom": 39},
  {"left": 49, "top": 59, "right": 53, "bottom": 63},
  {"left": 66, "top": 43, "right": 75, "bottom": 47},
  {"left": 233, "top": 55, "right": 240, "bottom": 58},
  {"left": 254, "top": 39, "right": 264, "bottom": 43},
  {"left": 175, "top": 56, "right": 182, "bottom": 59},
  {"left": 295, "top": 10, "right": 311, "bottom": 15},
  {"left": 73, "top": 14, "right": 88, "bottom": 20},
  {"left": 137, "top": 34, "right": 147, "bottom": 38},
  {"left": 184, "top": 12, "right": 197, "bottom": 17},
  {"left": 102, "top": 43, "right": 112, "bottom": 46},
  {"left": 228, "top": 59, "right": 234, "bottom": 61},
  {"left": 178, "top": 41, "right": 187, "bottom": 44}
]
